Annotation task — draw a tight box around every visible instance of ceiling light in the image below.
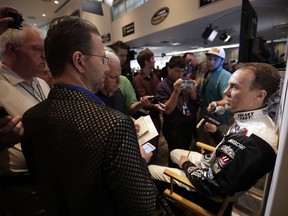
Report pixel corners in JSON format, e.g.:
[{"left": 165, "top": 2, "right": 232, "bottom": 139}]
[
  {"left": 219, "top": 32, "right": 232, "bottom": 43},
  {"left": 42, "top": 14, "right": 46, "bottom": 17},
  {"left": 166, "top": 44, "right": 240, "bottom": 56},
  {"left": 54, "top": 1, "right": 59, "bottom": 4},
  {"left": 202, "top": 24, "right": 218, "bottom": 42}
]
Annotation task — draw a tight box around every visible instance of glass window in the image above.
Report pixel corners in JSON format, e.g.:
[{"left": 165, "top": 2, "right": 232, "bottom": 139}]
[
  {"left": 112, "top": 0, "right": 148, "bottom": 20},
  {"left": 126, "top": 0, "right": 143, "bottom": 13},
  {"left": 112, "top": 1, "right": 126, "bottom": 20}
]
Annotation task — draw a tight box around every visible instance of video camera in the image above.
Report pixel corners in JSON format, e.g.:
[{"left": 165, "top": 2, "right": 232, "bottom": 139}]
[{"left": 7, "top": 10, "right": 24, "bottom": 29}]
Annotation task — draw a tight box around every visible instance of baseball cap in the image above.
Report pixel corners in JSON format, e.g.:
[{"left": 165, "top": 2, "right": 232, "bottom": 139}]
[{"left": 205, "top": 47, "right": 225, "bottom": 59}]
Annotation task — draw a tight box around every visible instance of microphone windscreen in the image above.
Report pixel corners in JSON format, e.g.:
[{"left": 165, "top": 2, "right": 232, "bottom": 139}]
[{"left": 214, "top": 106, "right": 225, "bottom": 115}]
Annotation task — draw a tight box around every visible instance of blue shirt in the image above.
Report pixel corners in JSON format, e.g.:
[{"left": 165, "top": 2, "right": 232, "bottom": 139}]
[{"left": 199, "top": 67, "right": 231, "bottom": 124}]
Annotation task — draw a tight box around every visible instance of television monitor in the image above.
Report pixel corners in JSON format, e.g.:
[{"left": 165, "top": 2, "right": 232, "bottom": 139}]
[
  {"left": 250, "top": 38, "right": 272, "bottom": 63},
  {"left": 238, "top": 0, "right": 258, "bottom": 63},
  {"left": 202, "top": 25, "right": 218, "bottom": 42},
  {"left": 81, "top": 0, "right": 103, "bottom": 16}
]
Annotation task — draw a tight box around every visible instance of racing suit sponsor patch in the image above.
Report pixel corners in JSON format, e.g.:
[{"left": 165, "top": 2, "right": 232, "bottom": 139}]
[
  {"left": 227, "top": 139, "right": 246, "bottom": 150},
  {"left": 219, "top": 145, "right": 235, "bottom": 159},
  {"left": 237, "top": 111, "right": 254, "bottom": 120},
  {"left": 219, "top": 154, "right": 230, "bottom": 167},
  {"left": 187, "top": 166, "right": 198, "bottom": 174},
  {"left": 191, "top": 169, "right": 202, "bottom": 178},
  {"left": 207, "top": 167, "right": 215, "bottom": 180},
  {"left": 212, "top": 161, "right": 221, "bottom": 174}
]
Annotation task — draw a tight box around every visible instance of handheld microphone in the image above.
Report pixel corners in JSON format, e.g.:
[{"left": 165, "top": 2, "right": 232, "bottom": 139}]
[
  {"left": 211, "top": 106, "right": 225, "bottom": 117},
  {"left": 203, "top": 106, "right": 225, "bottom": 126}
]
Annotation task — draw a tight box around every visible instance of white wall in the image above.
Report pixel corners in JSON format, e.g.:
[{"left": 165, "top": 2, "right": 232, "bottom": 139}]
[
  {"left": 111, "top": 0, "right": 241, "bottom": 43},
  {"left": 82, "top": 3, "right": 113, "bottom": 46}
]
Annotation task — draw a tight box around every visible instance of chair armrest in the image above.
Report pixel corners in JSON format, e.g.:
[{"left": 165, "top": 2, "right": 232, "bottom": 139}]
[
  {"left": 164, "top": 169, "right": 194, "bottom": 189},
  {"left": 163, "top": 169, "right": 226, "bottom": 216},
  {"left": 163, "top": 189, "right": 215, "bottom": 216},
  {"left": 164, "top": 169, "right": 226, "bottom": 203},
  {"left": 196, "top": 141, "right": 215, "bottom": 153}
]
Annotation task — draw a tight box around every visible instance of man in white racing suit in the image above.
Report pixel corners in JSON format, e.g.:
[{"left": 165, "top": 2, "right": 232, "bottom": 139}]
[{"left": 149, "top": 62, "right": 280, "bottom": 214}]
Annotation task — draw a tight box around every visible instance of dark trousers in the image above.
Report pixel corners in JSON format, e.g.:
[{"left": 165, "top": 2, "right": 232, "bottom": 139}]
[
  {"left": 162, "top": 122, "right": 194, "bottom": 153},
  {"left": 0, "top": 173, "right": 45, "bottom": 216}
]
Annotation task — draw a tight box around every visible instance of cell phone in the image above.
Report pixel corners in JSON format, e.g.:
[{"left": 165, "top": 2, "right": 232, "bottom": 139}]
[
  {"left": 183, "top": 80, "right": 193, "bottom": 89},
  {"left": 0, "top": 106, "right": 9, "bottom": 118},
  {"left": 148, "top": 96, "right": 159, "bottom": 104},
  {"left": 147, "top": 96, "right": 155, "bottom": 101},
  {"left": 142, "top": 142, "right": 156, "bottom": 153}
]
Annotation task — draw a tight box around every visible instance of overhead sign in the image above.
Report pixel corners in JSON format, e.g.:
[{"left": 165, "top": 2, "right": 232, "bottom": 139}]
[
  {"left": 122, "top": 22, "right": 135, "bottom": 37},
  {"left": 151, "top": 7, "right": 169, "bottom": 25}
]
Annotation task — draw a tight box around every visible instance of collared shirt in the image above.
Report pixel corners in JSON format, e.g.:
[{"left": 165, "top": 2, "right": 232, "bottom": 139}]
[
  {"left": 96, "top": 89, "right": 127, "bottom": 114},
  {"left": 133, "top": 71, "right": 160, "bottom": 97},
  {"left": 133, "top": 71, "right": 160, "bottom": 116},
  {"left": 0, "top": 62, "right": 50, "bottom": 174},
  {"left": 119, "top": 75, "right": 138, "bottom": 107},
  {"left": 156, "top": 76, "right": 197, "bottom": 125}
]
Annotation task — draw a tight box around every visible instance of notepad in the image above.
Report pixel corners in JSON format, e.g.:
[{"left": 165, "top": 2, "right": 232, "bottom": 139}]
[{"left": 135, "top": 115, "right": 159, "bottom": 146}]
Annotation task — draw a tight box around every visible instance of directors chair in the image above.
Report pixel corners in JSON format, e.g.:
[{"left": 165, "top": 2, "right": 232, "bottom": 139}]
[{"left": 163, "top": 141, "right": 234, "bottom": 216}]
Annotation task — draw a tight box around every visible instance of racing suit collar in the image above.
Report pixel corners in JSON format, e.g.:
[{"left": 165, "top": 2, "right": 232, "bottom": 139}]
[{"left": 233, "top": 107, "right": 268, "bottom": 122}]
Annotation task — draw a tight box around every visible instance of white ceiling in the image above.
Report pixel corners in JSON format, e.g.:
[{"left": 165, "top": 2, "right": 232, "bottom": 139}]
[
  {"left": 127, "top": 0, "right": 288, "bottom": 56},
  {"left": 2, "top": 0, "right": 288, "bottom": 56}
]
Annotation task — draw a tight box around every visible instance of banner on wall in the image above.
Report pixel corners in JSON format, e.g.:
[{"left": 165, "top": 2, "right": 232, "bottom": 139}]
[
  {"left": 122, "top": 22, "right": 135, "bottom": 37},
  {"left": 101, "top": 33, "right": 111, "bottom": 43},
  {"left": 151, "top": 7, "right": 169, "bottom": 25}
]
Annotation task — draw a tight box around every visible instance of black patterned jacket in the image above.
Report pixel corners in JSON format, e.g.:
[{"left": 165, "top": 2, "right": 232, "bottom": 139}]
[{"left": 21, "top": 86, "right": 157, "bottom": 216}]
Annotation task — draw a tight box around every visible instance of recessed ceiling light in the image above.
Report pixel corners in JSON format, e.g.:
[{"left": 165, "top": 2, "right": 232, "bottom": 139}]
[
  {"left": 160, "top": 40, "right": 170, "bottom": 44},
  {"left": 27, "top": 16, "right": 36, "bottom": 20},
  {"left": 54, "top": 1, "right": 59, "bottom": 4},
  {"left": 171, "top": 42, "right": 181, "bottom": 46},
  {"left": 42, "top": 14, "right": 46, "bottom": 17}
]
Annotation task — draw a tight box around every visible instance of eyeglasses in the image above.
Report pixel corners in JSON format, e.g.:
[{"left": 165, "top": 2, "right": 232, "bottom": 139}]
[{"left": 82, "top": 52, "right": 109, "bottom": 65}]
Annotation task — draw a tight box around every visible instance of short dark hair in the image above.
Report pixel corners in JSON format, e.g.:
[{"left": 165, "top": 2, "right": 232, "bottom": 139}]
[
  {"left": 182, "top": 52, "right": 195, "bottom": 58},
  {"left": 238, "top": 62, "right": 281, "bottom": 103},
  {"left": 109, "top": 41, "right": 129, "bottom": 54},
  {"left": 44, "top": 16, "right": 100, "bottom": 76},
  {"left": 136, "top": 49, "right": 154, "bottom": 68},
  {"left": 168, "top": 56, "right": 186, "bottom": 69}
]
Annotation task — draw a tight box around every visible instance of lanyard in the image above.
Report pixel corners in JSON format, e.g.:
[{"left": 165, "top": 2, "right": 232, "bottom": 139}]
[
  {"left": 18, "top": 82, "right": 46, "bottom": 102},
  {"left": 54, "top": 84, "right": 106, "bottom": 106}
]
